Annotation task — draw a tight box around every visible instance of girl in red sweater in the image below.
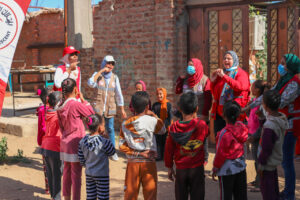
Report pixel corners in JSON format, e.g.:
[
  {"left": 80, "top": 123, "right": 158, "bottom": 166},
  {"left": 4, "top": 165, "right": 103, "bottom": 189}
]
[
  {"left": 40, "top": 91, "right": 62, "bottom": 200},
  {"left": 212, "top": 101, "right": 248, "bottom": 200}
]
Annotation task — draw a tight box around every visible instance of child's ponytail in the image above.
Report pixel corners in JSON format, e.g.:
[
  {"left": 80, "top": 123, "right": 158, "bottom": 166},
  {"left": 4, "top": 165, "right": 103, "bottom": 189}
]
[
  {"left": 84, "top": 114, "right": 103, "bottom": 133},
  {"left": 60, "top": 78, "right": 76, "bottom": 106}
]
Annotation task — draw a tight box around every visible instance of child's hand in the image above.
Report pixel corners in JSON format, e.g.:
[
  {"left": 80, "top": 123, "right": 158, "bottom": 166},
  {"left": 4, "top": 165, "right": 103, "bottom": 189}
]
[
  {"left": 247, "top": 136, "right": 254, "bottom": 144},
  {"left": 168, "top": 168, "right": 176, "bottom": 182},
  {"left": 211, "top": 167, "right": 218, "bottom": 181},
  {"left": 100, "top": 131, "right": 109, "bottom": 138},
  {"left": 255, "top": 109, "right": 264, "bottom": 118},
  {"left": 140, "top": 150, "right": 157, "bottom": 160},
  {"left": 241, "top": 106, "right": 250, "bottom": 113}
]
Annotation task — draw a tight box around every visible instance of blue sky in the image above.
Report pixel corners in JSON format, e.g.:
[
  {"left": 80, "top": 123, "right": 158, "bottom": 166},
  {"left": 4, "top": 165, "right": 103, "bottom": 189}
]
[{"left": 28, "top": 0, "right": 103, "bottom": 12}]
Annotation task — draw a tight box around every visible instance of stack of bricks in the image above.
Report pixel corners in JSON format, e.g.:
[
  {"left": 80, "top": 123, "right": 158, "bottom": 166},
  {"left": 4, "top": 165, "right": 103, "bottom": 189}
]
[{"left": 82, "top": 0, "right": 188, "bottom": 128}]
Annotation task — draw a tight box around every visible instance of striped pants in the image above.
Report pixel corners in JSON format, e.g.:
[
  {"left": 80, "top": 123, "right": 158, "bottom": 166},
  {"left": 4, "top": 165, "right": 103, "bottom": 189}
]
[{"left": 86, "top": 175, "right": 109, "bottom": 200}]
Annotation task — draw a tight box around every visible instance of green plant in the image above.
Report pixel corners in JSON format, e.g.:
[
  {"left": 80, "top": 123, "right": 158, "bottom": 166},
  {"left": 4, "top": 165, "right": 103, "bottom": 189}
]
[
  {"left": 249, "top": 5, "right": 268, "bottom": 81},
  {"left": 16, "top": 149, "right": 23, "bottom": 159},
  {"left": 0, "top": 137, "right": 8, "bottom": 163}
]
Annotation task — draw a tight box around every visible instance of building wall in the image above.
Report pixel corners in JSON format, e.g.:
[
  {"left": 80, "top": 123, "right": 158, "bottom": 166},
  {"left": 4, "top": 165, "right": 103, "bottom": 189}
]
[
  {"left": 81, "top": 0, "right": 188, "bottom": 124},
  {"left": 11, "top": 10, "right": 64, "bottom": 91}
]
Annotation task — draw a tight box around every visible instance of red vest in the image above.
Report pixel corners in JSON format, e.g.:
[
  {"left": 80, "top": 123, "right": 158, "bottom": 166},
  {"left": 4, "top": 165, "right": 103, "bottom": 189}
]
[
  {"left": 279, "top": 75, "right": 300, "bottom": 136},
  {"left": 53, "top": 65, "right": 81, "bottom": 92}
]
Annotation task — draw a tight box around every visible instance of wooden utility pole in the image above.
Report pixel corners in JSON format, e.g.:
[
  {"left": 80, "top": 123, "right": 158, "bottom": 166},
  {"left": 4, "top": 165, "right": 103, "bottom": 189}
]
[{"left": 64, "top": 0, "right": 68, "bottom": 47}]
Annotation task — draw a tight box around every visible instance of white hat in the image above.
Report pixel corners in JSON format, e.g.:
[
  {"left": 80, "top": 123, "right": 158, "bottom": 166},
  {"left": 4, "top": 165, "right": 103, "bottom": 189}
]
[{"left": 104, "top": 55, "right": 115, "bottom": 62}]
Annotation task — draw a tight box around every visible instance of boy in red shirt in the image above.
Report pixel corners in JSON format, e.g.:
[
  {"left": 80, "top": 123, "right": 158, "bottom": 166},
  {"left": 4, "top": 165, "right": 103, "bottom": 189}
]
[{"left": 164, "top": 92, "right": 209, "bottom": 200}]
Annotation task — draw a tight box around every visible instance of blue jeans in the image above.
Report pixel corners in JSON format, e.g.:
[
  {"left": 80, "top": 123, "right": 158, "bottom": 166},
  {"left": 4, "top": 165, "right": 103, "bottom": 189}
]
[
  {"left": 105, "top": 117, "right": 115, "bottom": 147},
  {"left": 282, "top": 132, "right": 297, "bottom": 200}
]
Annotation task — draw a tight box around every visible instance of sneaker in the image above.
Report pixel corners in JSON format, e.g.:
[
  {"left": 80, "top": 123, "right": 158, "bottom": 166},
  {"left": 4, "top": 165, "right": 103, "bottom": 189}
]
[{"left": 110, "top": 153, "right": 119, "bottom": 161}]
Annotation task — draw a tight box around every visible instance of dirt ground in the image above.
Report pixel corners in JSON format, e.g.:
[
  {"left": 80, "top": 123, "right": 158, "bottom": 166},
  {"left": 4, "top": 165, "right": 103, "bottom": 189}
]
[{"left": 0, "top": 132, "right": 300, "bottom": 200}]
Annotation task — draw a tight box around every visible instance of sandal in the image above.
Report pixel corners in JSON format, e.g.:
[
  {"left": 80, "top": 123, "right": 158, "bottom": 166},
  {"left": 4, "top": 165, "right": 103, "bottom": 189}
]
[
  {"left": 249, "top": 187, "right": 260, "bottom": 192},
  {"left": 248, "top": 181, "right": 256, "bottom": 187}
]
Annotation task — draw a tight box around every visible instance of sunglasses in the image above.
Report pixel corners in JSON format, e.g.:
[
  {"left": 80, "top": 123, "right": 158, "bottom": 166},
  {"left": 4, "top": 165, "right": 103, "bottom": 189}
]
[
  {"left": 70, "top": 52, "right": 78, "bottom": 56},
  {"left": 107, "top": 61, "right": 115, "bottom": 65}
]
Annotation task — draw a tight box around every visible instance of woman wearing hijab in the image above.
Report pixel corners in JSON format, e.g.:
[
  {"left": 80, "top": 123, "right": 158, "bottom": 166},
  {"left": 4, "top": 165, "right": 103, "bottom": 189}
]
[
  {"left": 210, "top": 51, "right": 250, "bottom": 134},
  {"left": 175, "top": 58, "right": 212, "bottom": 164},
  {"left": 129, "top": 80, "right": 151, "bottom": 114},
  {"left": 275, "top": 54, "right": 300, "bottom": 200},
  {"left": 241, "top": 53, "right": 300, "bottom": 200},
  {"left": 152, "top": 88, "right": 172, "bottom": 161},
  {"left": 87, "top": 55, "right": 127, "bottom": 161},
  {"left": 54, "top": 46, "right": 81, "bottom": 92},
  {"left": 175, "top": 58, "right": 212, "bottom": 121}
]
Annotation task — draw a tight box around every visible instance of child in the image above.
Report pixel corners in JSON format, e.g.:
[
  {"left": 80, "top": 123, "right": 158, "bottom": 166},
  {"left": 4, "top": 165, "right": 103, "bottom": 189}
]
[
  {"left": 152, "top": 88, "right": 172, "bottom": 161},
  {"left": 258, "top": 90, "right": 288, "bottom": 200},
  {"left": 40, "top": 91, "right": 62, "bottom": 200},
  {"left": 78, "top": 114, "right": 115, "bottom": 200},
  {"left": 129, "top": 80, "right": 151, "bottom": 114},
  {"left": 57, "top": 78, "right": 94, "bottom": 200},
  {"left": 88, "top": 55, "right": 127, "bottom": 161},
  {"left": 119, "top": 91, "right": 166, "bottom": 200},
  {"left": 164, "top": 92, "right": 208, "bottom": 200},
  {"left": 247, "top": 80, "right": 270, "bottom": 190},
  {"left": 212, "top": 101, "right": 248, "bottom": 200},
  {"left": 36, "top": 87, "right": 50, "bottom": 194}
]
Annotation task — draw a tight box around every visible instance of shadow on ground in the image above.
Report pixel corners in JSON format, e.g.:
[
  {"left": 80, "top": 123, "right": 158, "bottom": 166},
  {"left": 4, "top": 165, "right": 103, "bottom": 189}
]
[{"left": 0, "top": 176, "right": 48, "bottom": 200}]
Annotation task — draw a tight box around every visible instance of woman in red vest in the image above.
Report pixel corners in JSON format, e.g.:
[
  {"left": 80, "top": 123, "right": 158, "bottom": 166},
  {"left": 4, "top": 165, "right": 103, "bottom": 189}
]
[
  {"left": 276, "top": 54, "right": 300, "bottom": 200},
  {"left": 246, "top": 53, "right": 300, "bottom": 200},
  {"left": 210, "top": 51, "right": 250, "bottom": 135},
  {"left": 54, "top": 46, "right": 81, "bottom": 92}
]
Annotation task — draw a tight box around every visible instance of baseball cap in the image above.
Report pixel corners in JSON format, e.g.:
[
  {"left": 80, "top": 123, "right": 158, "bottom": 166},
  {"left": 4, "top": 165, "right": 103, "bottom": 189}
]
[
  {"left": 63, "top": 46, "right": 80, "bottom": 56},
  {"left": 104, "top": 55, "right": 115, "bottom": 63}
]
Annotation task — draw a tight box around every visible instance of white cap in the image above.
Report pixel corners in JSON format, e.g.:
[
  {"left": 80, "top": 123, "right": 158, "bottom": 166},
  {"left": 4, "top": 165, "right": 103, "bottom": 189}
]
[{"left": 104, "top": 55, "right": 115, "bottom": 62}]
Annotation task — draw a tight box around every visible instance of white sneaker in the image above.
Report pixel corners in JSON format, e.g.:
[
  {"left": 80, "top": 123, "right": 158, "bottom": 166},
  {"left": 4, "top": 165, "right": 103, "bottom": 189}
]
[{"left": 110, "top": 153, "right": 119, "bottom": 161}]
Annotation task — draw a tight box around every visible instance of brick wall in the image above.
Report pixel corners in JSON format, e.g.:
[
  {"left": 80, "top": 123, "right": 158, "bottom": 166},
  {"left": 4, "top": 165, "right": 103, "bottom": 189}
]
[
  {"left": 81, "top": 0, "right": 188, "bottom": 126},
  {"left": 11, "top": 10, "right": 64, "bottom": 91}
]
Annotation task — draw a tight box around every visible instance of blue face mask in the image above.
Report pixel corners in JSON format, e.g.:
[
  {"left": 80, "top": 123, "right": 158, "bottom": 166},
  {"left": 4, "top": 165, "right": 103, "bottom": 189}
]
[
  {"left": 278, "top": 64, "right": 287, "bottom": 76},
  {"left": 187, "top": 65, "right": 195, "bottom": 75}
]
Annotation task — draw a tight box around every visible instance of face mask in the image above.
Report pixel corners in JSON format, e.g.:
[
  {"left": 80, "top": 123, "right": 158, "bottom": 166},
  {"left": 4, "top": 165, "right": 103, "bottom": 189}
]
[
  {"left": 278, "top": 64, "right": 287, "bottom": 76},
  {"left": 225, "top": 66, "right": 238, "bottom": 72},
  {"left": 187, "top": 65, "right": 195, "bottom": 75}
]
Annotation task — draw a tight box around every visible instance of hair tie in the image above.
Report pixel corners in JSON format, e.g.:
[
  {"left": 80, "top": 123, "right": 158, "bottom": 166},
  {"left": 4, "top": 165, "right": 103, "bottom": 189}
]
[
  {"left": 87, "top": 117, "right": 93, "bottom": 126},
  {"left": 37, "top": 89, "right": 42, "bottom": 96}
]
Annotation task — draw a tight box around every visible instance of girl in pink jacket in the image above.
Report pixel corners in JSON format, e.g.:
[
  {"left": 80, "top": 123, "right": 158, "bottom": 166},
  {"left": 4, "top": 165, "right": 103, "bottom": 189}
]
[{"left": 57, "top": 78, "right": 94, "bottom": 200}]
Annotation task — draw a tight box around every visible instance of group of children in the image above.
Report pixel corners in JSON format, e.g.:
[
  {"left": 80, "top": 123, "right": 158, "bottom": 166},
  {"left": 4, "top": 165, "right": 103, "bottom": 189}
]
[{"left": 36, "top": 54, "right": 294, "bottom": 200}]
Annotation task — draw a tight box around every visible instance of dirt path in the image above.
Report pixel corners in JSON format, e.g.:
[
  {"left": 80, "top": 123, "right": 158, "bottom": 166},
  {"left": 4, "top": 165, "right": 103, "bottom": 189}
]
[{"left": 0, "top": 132, "right": 300, "bottom": 200}]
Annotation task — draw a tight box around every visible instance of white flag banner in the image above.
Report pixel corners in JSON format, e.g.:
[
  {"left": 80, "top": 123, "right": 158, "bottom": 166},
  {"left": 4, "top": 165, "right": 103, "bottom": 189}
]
[{"left": 0, "top": 0, "right": 31, "bottom": 116}]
